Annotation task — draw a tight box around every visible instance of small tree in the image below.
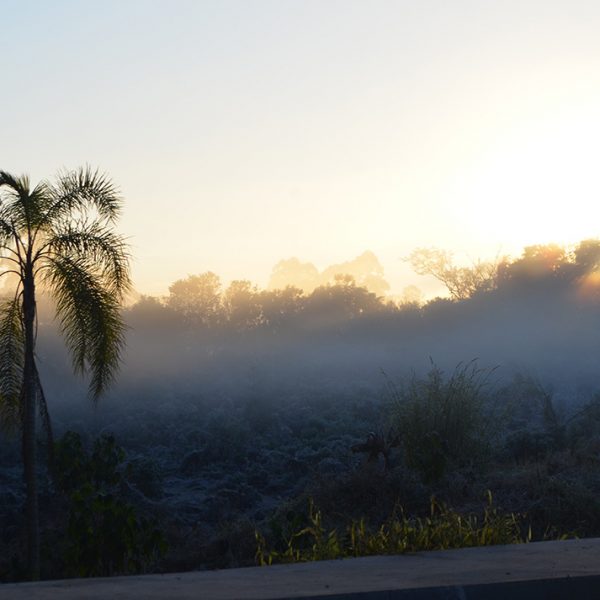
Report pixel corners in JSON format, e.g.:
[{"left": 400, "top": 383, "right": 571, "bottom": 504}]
[
  {"left": 0, "top": 168, "right": 130, "bottom": 579},
  {"left": 407, "top": 247, "right": 498, "bottom": 300}
]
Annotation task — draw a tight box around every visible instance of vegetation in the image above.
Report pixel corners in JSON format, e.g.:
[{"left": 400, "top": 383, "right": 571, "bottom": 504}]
[
  {"left": 1, "top": 356, "right": 599, "bottom": 579},
  {"left": 268, "top": 251, "right": 390, "bottom": 296},
  {"left": 52, "top": 432, "right": 166, "bottom": 578},
  {"left": 388, "top": 361, "right": 496, "bottom": 482},
  {"left": 407, "top": 248, "right": 499, "bottom": 300},
  {"left": 2, "top": 237, "right": 600, "bottom": 579},
  {"left": 127, "top": 238, "right": 600, "bottom": 334},
  {"left": 255, "top": 494, "right": 531, "bottom": 565},
  {"left": 0, "top": 168, "right": 130, "bottom": 579}
]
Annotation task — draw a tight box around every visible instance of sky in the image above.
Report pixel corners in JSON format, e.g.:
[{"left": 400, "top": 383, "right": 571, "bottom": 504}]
[{"left": 3, "top": 0, "right": 600, "bottom": 296}]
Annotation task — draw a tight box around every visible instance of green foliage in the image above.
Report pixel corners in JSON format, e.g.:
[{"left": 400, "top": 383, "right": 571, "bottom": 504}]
[
  {"left": 256, "top": 499, "right": 343, "bottom": 564},
  {"left": 389, "top": 361, "right": 495, "bottom": 482},
  {"left": 256, "top": 494, "right": 530, "bottom": 565},
  {"left": 53, "top": 432, "right": 167, "bottom": 577}
]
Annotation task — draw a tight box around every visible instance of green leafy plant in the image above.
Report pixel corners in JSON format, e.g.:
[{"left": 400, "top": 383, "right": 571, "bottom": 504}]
[
  {"left": 53, "top": 431, "right": 167, "bottom": 577},
  {"left": 256, "top": 493, "right": 531, "bottom": 565}
]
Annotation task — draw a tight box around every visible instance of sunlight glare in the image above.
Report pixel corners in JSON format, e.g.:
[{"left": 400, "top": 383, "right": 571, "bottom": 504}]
[{"left": 456, "top": 110, "right": 600, "bottom": 254}]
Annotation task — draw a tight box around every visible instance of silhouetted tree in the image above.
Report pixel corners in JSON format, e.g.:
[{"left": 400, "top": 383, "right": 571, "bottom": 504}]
[
  {"left": 574, "top": 239, "right": 600, "bottom": 273},
  {"left": 223, "top": 280, "right": 261, "bottom": 330},
  {"left": 269, "top": 251, "right": 391, "bottom": 297},
  {"left": 408, "top": 247, "right": 498, "bottom": 300},
  {"left": 498, "top": 244, "right": 566, "bottom": 285},
  {"left": 0, "top": 168, "right": 130, "bottom": 579},
  {"left": 268, "top": 258, "right": 320, "bottom": 293},
  {"left": 125, "top": 295, "right": 180, "bottom": 331},
  {"left": 258, "top": 286, "right": 304, "bottom": 330},
  {"left": 167, "top": 272, "right": 223, "bottom": 326},
  {"left": 305, "top": 276, "right": 383, "bottom": 326},
  {"left": 320, "top": 251, "right": 391, "bottom": 296},
  {"left": 400, "top": 285, "right": 424, "bottom": 306}
]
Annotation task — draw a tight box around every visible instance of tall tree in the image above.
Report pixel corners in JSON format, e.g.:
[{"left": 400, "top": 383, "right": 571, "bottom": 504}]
[
  {"left": 167, "top": 272, "right": 223, "bottom": 326},
  {"left": 268, "top": 258, "right": 320, "bottom": 293},
  {"left": 223, "top": 279, "right": 261, "bottom": 330},
  {"left": 0, "top": 168, "right": 131, "bottom": 580}
]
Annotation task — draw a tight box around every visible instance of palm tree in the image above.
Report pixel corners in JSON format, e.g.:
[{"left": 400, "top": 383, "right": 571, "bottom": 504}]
[{"left": 0, "top": 167, "right": 131, "bottom": 580}]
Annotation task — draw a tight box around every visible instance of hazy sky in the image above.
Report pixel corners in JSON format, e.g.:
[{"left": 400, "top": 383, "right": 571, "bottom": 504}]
[{"left": 3, "top": 0, "right": 600, "bottom": 295}]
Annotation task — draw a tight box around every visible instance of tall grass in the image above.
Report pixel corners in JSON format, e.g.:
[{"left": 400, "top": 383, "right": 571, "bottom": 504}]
[
  {"left": 387, "top": 360, "right": 496, "bottom": 482},
  {"left": 256, "top": 493, "right": 529, "bottom": 565}
]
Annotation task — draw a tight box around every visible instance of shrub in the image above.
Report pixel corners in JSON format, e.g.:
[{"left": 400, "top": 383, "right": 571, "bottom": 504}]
[
  {"left": 388, "top": 361, "right": 495, "bottom": 482},
  {"left": 53, "top": 432, "right": 167, "bottom": 577}
]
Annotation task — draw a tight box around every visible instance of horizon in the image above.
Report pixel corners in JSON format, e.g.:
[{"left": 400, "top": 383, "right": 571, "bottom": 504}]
[
  {"left": 126, "top": 238, "right": 600, "bottom": 303},
  {"left": 4, "top": 1, "right": 600, "bottom": 295}
]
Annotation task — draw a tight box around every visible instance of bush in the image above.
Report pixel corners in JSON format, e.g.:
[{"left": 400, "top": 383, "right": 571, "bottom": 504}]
[
  {"left": 388, "top": 361, "right": 495, "bottom": 482},
  {"left": 53, "top": 432, "right": 167, "bottom": 577}
]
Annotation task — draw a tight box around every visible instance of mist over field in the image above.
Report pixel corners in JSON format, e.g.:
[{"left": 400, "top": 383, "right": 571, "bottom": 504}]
[
  {"left": 4, "top": 239, "right": 600, "bottom": 577},
  {"left": 37, "top": 242, "right": 600, "bottom": 427}
]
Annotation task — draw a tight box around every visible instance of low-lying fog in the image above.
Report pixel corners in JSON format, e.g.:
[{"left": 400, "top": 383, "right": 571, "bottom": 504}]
[{"left": 37, "top": 247, "right": 600, "bottom": 432}]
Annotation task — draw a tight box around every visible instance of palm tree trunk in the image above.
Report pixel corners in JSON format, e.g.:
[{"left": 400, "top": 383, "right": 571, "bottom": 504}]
[{"left": 22, "top": 269, "right": 40, "bottom": 580}]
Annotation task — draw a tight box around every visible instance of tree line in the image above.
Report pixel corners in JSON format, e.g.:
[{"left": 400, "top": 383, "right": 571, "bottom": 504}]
[{"left": 128, "top": 239, "right": 600, "bottom": 333}]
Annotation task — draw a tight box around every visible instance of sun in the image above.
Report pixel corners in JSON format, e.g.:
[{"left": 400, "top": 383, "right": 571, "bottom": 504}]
[{"left": 453, "top": 109, "right": 600, "bottom": 256}]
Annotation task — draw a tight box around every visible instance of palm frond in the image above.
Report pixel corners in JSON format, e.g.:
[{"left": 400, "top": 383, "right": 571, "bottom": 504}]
[
  {"left": 0, "top": 171, "right": 32, "bottom": 230},
  {"left": 0, "top": 171, "right": 30, "bottom": 196},
  {"left": 0, "top": 212, "right": 16, "bottom": 247},
  {"left": 43, "top": 166, "right": 122, "bottom": 227},
  {"left": 0, "top": 172, "right": 52, "bottom": 237},
  {"left": 26, "top": 181, "right": 52, "bottom": 230},
  {"left": 48, "top": 222, "right": 131, "bottom": 298},
  {"left": 0, "top": 295, "right": 24, "bottom": 430},
  {"left": 45, "top": 255, "right": 127, "bottom": 400}
]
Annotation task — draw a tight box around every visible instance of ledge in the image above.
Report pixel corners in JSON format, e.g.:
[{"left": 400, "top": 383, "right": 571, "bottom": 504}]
[{"left": 2, "top": 538, "right": 600, "bottom": 599}]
